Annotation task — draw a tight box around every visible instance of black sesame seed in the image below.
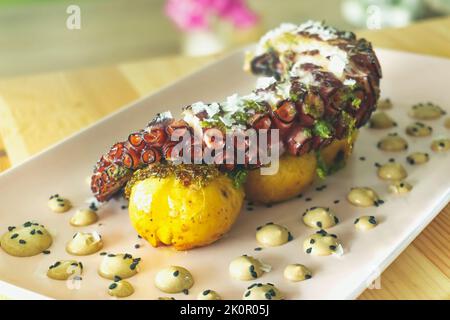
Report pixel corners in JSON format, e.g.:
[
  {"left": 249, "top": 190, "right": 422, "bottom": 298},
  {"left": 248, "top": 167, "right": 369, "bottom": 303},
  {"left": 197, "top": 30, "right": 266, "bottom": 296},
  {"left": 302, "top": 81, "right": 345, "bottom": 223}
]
[
  {"left": 389, "top": 158, "right": 395, "bottom": 163},
  {"left": 254, "top": 247, "right": 263, "bottom": 251},
  {"left": 42, "top": 250, "right": 51, "bottom": 255},
  {"left": 329, "top": 245, "right": 336, "bottom": 251},
  {"left": 334, "top": 200, "right": 340, "bottom": 204},
  {"left": 265, "top": 293, "right": 272, "bottom": 300},
  {"left": 305, "top": 274, "right": 312, "bottom": 280},
  {"left": 305, "top": 197, "right": 312, "bottom": 202},
  {"left": 329, "top": 234, "right": 337, "bottom": 238},
  {"left": 109, "top": 283, "right": 118, "bottom": 290},
  {"left": 100, "top": 252, "right": 107, "bottom": 256},
  {"left": 248, "top": 283, "right": 257, "bottom": 289},
  {"left": 36, "top": 230, "right": 43, "bottom": 235},
  {"left": 334, "top": 216, "right": 339, "bottom": 224},
  {"left": 71, "top": 262, "right": 78, "bottom": 267},
  {"left": 354, "top": 218, "right": 360, "bottom": 224},
  {"left": 134, "top": 244, "right": 140, "bottom": 249},
  {"left": 129, "top": 263, "right": 137, "bottom": 270},
  {"left": 375, "top": 162, "right": 381, "bottom": 168},
  {"left": 10, "top": 233, "right": 18, "bottom": 239},
  {"left": 249, "top": 265, "right": 255, "bottom": 272},
  {"left": 54, "top": 261, "right": 61, "bottom": 267},
  {"left": 359, "top": 156, "right": 366, "bottom": 161},
  {"left": 30, "top": 229, "right": 36, "bottom": 235},
  {"left": 256, "top": 226, "right": 262, "bottom": 231},
  {"left": 183, "top": 289, "right": 189, "bottom": 295},
  {"left": 306, "top": 248, "right": 312, "bottom": 254},
  {"left": 78, "top": 262, "right": 83, "bottom": 269},
  {"left": 107, "top": 254, "right": 116, "bottom": 257},
  {"left": 137, "top": 235, "right": 142, "bottom": 239},
  {"left": 245, "top": 291, "right": 251, "bottom": 297},
  {"left": 287, "top": 232, "right": 293, "bottom": 241},
  {"left": 23, "top": 222, "right": 32, "bottom": 227},
  {"left": 316, "top": 221, "right": 322, "bottom": 228},
  {"left": 251, "top": 271, "right": 258, "bottom": 278},
  {"left": 173, "top": 270, "right": 180, "bottom": 277},
  {"left": 73, "top": 276, "right": 82, "bottom": 281},
  {"left": 114, "top": 276, "right": 122, "bottom": 282},
  {"left": 310, "top": 239, "right": 315, "bottom": 244},
  {"left": 7, "top": 226, "right": 15, "bottom": 231},
  {"left": 121, "top": 205, "right": 127, "bottom": 210},
  {"left": 203, "top": 290, "right": 211, "bottom": 296}
]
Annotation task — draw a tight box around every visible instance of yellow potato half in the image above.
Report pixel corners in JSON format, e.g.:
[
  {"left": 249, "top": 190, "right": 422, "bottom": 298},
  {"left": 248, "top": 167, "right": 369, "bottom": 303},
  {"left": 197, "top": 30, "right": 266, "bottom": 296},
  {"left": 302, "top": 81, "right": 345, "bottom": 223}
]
[
  {"left": 321, "top": 131, "right": 358, "bottom": 167},
  {"left": 245, "top": 152, "right": 317, "bottom": 204},
  {"left": 245, "top": 132, "right": 358, "bottom": 204},
  {"left": 128, "top": 168, "right": 244, "bottom": 251}
]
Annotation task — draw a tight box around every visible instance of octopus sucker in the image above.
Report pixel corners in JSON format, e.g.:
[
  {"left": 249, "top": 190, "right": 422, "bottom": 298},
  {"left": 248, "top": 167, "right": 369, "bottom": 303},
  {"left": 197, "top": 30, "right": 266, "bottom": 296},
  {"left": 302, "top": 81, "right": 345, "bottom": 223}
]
[{"left": 91, "top": 21, "right": 381, "bottom": 211}]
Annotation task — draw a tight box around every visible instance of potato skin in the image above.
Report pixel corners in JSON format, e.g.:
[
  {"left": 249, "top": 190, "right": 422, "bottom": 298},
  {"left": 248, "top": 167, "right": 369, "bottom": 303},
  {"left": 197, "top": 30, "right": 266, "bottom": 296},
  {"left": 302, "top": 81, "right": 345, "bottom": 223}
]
[
  {"left": 321, "top": 131, "right": 358, "bottom": 167},
  {"left": 128, "top": 174, "right": 244, "bottom": 251},
  {"left": 244, "top": 133, "right": 358, "bottom": 204},
  {"left": 245, "top": 152, "right": 317, "bottom": 204}
]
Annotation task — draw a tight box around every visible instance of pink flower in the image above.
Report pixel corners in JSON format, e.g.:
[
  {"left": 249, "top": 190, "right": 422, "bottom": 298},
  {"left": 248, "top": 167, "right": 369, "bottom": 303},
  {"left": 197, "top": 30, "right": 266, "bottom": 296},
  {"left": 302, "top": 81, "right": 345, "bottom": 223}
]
[{"left": 165, "top": 0, "right": 258, "bottom": 31}]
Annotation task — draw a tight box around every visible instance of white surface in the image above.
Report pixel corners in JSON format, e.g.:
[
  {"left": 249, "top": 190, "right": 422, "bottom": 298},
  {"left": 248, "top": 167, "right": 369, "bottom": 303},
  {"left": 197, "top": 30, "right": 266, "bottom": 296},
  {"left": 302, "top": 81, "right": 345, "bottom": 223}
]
[{"left": 0, "top": 48, "right": 449, "bottom": 300}]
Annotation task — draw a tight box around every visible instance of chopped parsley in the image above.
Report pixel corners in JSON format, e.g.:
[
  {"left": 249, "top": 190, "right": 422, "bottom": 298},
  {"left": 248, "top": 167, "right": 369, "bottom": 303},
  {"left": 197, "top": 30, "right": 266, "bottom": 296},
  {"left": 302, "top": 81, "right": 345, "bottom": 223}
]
[
  {"left": 315, "top": 150, "right": 346, "bottom": 179},
  {"left": 351, "top": 98, "right": 361, "bottom": 109},
  {"left": 227, "top": 168, "right": 248, "bottom": 189},
  {"left": 313, "top": 120, "right": 333, "bottom": 138}
]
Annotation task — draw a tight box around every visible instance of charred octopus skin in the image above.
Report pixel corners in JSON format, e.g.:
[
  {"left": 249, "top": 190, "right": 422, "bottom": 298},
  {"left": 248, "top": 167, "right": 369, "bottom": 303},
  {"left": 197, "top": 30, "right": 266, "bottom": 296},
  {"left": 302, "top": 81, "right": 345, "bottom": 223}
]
[{"left": 91, "top": 21, "right": 382, "bottom": 202}]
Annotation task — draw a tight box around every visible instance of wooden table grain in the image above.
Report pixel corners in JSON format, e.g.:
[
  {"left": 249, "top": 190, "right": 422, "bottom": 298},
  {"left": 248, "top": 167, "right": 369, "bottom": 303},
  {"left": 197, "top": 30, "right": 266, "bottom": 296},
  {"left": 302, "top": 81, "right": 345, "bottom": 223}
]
[{"left": 0, "top": 17, "right": 449, "bottom": 300}]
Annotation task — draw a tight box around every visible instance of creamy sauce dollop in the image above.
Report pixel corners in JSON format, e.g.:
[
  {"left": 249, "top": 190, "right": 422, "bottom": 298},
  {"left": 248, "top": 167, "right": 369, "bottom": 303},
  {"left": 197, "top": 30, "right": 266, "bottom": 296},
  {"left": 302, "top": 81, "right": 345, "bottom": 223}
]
[
  {"left": 154, "top": 266, "right": 194, "bottom": 294},
  {"left": 0, "top": 222, "right": 52, "bottom": 257}
]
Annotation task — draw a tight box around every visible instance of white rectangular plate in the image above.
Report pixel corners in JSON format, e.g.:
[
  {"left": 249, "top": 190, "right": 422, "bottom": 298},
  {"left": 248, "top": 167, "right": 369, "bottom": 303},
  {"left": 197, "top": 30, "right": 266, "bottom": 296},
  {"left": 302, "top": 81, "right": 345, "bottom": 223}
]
[{"left": 0, "top": 48, "right": 449, "bottom": 300}]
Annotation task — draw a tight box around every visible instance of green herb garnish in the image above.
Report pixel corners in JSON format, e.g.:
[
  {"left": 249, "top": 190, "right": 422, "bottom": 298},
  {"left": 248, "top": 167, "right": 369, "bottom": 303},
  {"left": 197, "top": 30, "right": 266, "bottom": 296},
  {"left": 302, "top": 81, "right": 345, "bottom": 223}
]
[
  {"left": 315, "top": 150, "right": 347, "bottom": 179},
  {"left": 313, "top": 120, "right": 333, "bottom": 138},
  {"left": 227, "top": 167, "right": 248, "bottom": 189},
  {"left": 351, "top": 98, "right": 361, "bottom": 109}
]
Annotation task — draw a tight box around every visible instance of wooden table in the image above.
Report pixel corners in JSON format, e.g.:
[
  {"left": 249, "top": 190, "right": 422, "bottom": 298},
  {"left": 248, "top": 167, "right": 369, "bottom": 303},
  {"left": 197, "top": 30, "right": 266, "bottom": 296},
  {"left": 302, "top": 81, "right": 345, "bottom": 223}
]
[{"left": 0, "top": 17, "right": 449, "bottom": 300}]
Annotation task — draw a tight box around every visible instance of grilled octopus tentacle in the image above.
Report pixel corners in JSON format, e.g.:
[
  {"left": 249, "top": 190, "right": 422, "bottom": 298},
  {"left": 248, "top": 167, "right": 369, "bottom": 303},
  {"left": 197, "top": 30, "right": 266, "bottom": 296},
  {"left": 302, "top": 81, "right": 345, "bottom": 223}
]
[{"left": 91, "top": 21, "right": 382, "bottom": 202}]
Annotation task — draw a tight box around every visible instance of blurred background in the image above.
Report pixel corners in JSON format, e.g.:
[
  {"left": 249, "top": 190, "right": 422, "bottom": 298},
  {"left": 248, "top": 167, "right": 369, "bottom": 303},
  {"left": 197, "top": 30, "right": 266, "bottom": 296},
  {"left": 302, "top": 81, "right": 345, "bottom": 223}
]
[{"left": 1, "top": 0, "right": 450, "bottom": 77}]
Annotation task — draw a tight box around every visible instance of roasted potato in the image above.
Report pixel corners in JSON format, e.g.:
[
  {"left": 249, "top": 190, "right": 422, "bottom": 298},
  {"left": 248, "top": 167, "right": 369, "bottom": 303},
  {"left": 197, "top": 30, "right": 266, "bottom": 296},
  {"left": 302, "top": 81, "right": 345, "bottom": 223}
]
[
  {"left": 244, "top": 152, "right": 317, "bottom": 204},
  {"left": 127, "top": 165, "right": 244, "bottom": 251},
  {"left": 321, "top": 131, "right": 358, "bottom": 167},
  {"left": 245, "top": 132, "right": 358, "bottom": 204}
]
